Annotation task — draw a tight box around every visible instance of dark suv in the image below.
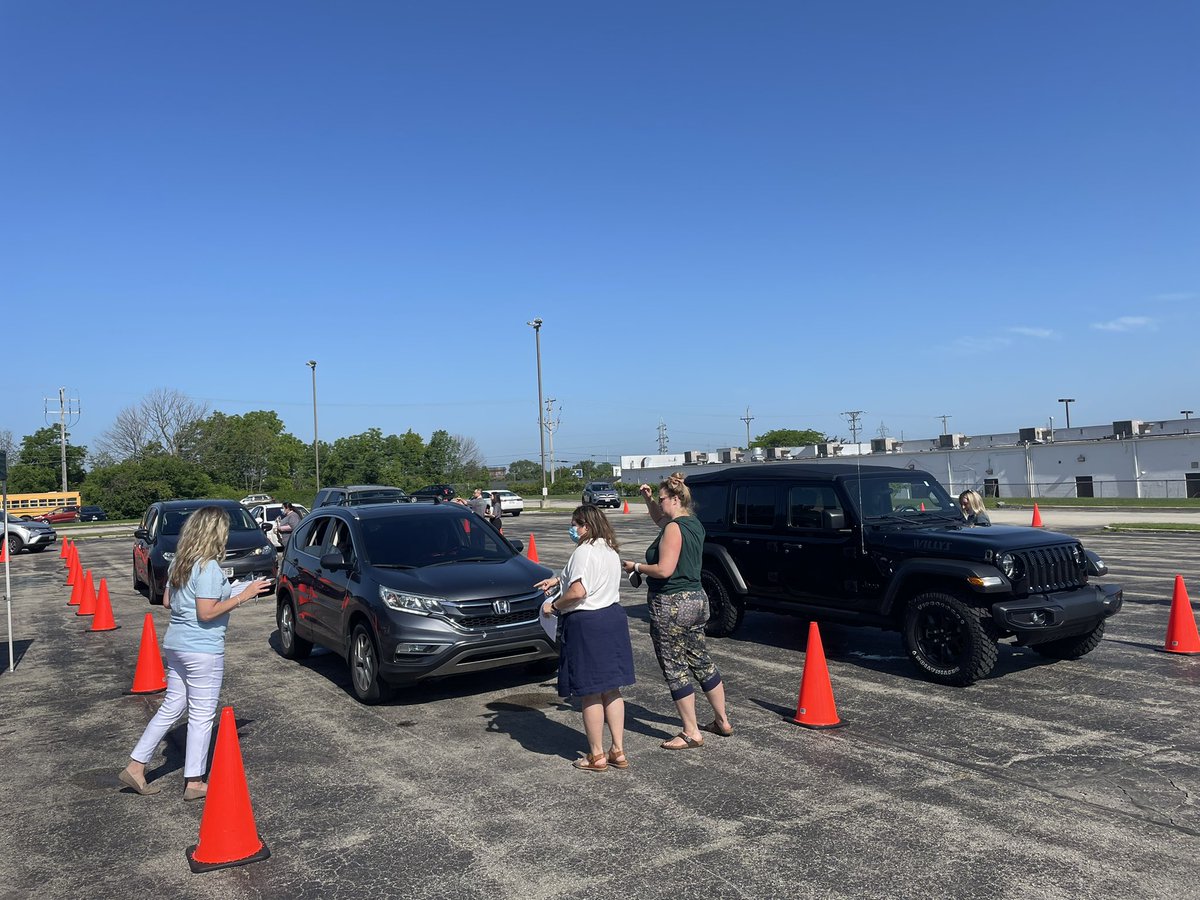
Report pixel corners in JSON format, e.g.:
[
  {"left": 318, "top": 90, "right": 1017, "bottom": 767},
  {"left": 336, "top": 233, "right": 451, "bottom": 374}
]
[
  {"left": 582, "top": 482, "right": 620, "bottom": 508},
  {"left": 275, "top": 503, "right": 558, "bottom": 703},
  {"left": 411, "top": 484, "right": 457, "bottom": 503},
  {"left": 313, "top": 485, "right": 410, "bottom": 508},
  {"left": 133, "top": 500, "right": 277, "bottom": 604},
  {"left": 689, "top": 463, "right": 1123, "bottom": 686}
]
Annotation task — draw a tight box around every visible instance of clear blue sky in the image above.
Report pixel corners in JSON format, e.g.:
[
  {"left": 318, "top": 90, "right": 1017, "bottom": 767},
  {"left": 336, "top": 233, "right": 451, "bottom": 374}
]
[{"left": 3, "top": 2, "right": 1196, "bottom": 466}]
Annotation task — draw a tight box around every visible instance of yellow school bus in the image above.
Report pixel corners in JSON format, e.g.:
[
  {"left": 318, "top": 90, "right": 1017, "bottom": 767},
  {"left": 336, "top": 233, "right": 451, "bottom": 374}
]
[{"left": 3, "top": 491, "right": 82, "bottom": 519}]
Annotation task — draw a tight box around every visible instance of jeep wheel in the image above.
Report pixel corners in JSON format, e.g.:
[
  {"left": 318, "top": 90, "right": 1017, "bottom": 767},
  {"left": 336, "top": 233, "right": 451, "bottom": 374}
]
[
  {"left": 349, "top": 623, "right": 392, "bottom": 704},
  {"left": 277, "top": 596, "right": 313, "bottom": 660},
  {"left": 1030, "top": 619, "right": 1106, "bottom": 660},
  {"left": 702, "top": 570, "right": 744, "bottom": 637},
  {"left": 903, "top": 592, "right": 997, "bottom": 686}
]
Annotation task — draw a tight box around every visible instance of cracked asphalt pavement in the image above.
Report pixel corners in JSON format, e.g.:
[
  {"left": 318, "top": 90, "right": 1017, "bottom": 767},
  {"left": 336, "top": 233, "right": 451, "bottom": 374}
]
[{"left": 1, "top": 512, "right": 1197, "bottom": 899}]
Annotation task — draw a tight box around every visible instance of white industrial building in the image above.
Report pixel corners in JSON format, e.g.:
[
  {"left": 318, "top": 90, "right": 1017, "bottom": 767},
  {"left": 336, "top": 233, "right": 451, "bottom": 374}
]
[{"left": 621, "top": 416, "right": 1200, "bottom": 500}]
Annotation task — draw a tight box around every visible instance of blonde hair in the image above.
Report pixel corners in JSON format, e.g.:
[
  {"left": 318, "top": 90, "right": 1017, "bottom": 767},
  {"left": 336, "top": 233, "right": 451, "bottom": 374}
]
[
  {"left": 168, "top": 506, "right": 231, "bottom": 590},
  {"left": 959, "top": 490, "right": 985, "bottom": 516},
  {"left": 659, "top": 471, "right": 692, "bottom": 512}
]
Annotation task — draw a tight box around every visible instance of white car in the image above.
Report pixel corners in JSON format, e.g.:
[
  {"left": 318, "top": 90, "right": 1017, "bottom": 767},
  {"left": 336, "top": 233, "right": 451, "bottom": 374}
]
[
  {"left": 486, "top": 490, "right": 524, "bottom": 517},
  {"left": 241, "top": 493, "right": 273, "bottom": 506},
  {"left": 248, "top": 502, "right": 310, "bottom": 548}
]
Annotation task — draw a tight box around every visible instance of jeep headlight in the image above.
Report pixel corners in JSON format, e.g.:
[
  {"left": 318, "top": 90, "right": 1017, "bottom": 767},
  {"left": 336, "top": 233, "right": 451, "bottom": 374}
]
[
  {"left": 380, "top": 586, "right": 445, "bottom": 615},
  {"left": 997, "top": 553, "right": 1016, "bottom": 579}
]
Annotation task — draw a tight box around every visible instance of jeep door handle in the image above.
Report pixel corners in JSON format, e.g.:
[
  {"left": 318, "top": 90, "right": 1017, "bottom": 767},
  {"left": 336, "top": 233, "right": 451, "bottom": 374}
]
[
  {"left": 783, "top": 544, "right": 802, "bottom": 553},
  {"left": 732, "top": 539, "right": 750, "bottom": 546}
]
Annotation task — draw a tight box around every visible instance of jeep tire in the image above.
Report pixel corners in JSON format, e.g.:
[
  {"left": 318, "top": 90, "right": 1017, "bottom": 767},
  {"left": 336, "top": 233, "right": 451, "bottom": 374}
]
[
  {"left": 903, "top": 591, "right": 998, "bottom": 686},
  {"left": 702, "top": 570, "right": 744, "bottom": 637},
  {"left": 1030, "top": 619, "right": 1106, "bottom": 660}
]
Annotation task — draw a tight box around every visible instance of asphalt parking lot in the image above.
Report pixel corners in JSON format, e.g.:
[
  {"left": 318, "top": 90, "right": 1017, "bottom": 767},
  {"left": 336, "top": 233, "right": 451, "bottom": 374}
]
[{"left": 2, "top": 512, "right": 1199, "bottom": 899}]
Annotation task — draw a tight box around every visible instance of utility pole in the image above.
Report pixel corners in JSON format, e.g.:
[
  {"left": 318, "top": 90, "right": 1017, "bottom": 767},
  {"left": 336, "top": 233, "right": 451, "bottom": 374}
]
[
  {"left": 527, "top": 318, "right": 547, "bottom": 509},
  {"left": 841, "top": 410, "right": 864, "bottom": 445},
  {"left": 1057, "top": 398, "right": 1075, "bottom": 430},
  {"left": 656, "top": 420, "right": 669, "bottom": 454},
  {"left": 544, "top": 397, "right": 561, "bottom": 484},
  {"left": 938, "top": 414, "right": 952, "bottom": 435},
  {"left": 44, "top": 387, "right": 80, "bottom": 493},
  {"left": 740, "top": 406, "right": 755, "bottom": 449}
]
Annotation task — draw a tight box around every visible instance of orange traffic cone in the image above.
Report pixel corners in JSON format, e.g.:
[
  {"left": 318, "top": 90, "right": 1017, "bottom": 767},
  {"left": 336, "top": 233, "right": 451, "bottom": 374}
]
[
  {"left": 131, "top": 613, "right": 167, "bottom": 694},
  {"left": 68, "top": 561, "right": 84, "bottom": 606},
  {"left": 1031, "top": 504, "right": 1044, "bottom": 527},
  {"left": 90, "top": 579, "right": 118, "bottom": 631},
  {"left": 527, "top": 533, "right": 539, "bottom": 563},
  {"left": 919, "top": 502, "right": 926, "bottom": 511},
  {"left": 1164, "top": 575, "right": 1200, "bottom": 655},
  {"left": 76, "top": 570, "right": 96, "bottom": 616},
  {"left": 792, "top": 622, "right": 841, "bottom": 728},
  {"left": 0, "top": 540, "right": 7, "bottom": 564},
  {"left": 623, "top": 500, "right": 629, "bottom": 514},
  {"left": 186, "top": 706, "right": 271, "bottom": 872},
  {"left": 59, "top": 539, "right": 68, "bottom": 559}
]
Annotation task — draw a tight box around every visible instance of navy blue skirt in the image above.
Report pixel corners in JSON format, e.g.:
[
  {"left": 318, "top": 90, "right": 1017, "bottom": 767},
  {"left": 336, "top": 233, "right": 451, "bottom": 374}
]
[{"left": 556, "top": 602, "right": 636, "bottom": 698}]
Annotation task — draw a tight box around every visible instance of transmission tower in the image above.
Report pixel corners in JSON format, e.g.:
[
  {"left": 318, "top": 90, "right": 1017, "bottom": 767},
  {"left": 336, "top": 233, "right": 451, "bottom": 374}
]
[
  {"left": 876, "top": 421, "right": 890, "bottom": 439},
  {"left": 740, "top": 406, "right": 755, "bottom": 449},
  {"left": 656, "top": 420, "right": 669, "bottom": 454},
  {"left": 44, "top": 387, "right": 81, "bottom": 492},
  {"left": 841, "top": 410, "right": 864, "bottom": 445}
]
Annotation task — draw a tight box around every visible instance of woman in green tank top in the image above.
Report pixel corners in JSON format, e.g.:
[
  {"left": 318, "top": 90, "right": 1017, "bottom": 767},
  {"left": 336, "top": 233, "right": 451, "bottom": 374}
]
[{"left": 622, "top": 472, "right": 733, "bottom": 749}]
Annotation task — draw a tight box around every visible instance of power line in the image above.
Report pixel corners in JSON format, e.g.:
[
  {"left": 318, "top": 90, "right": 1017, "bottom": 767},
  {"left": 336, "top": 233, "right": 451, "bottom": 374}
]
[
  {"left": 740, "top": 406, "right": 755, "bottom": 448},
  {"left": 43, "top": 387, "right": 81, "bottom": 493},
  {"left": 841, "top": 410, "right": 864, "bottom": 444},
  {"left": 938, "top": 414, "right": 952, "bottom": 435}
]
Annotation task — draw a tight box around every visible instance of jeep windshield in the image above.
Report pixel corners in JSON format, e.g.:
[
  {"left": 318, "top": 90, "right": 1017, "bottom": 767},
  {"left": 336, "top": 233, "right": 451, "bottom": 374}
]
[
  {"left": 360, "top": 512, "right": 514, "bottom": 568},
  {"left": 843, "top": 473, "right": 958, "bottom": 521}
]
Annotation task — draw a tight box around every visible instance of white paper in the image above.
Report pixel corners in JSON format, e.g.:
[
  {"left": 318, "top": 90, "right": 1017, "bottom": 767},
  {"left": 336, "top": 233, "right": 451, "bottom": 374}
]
[{"left": 539, "top": 609, "right": 558, "bottom": 643}]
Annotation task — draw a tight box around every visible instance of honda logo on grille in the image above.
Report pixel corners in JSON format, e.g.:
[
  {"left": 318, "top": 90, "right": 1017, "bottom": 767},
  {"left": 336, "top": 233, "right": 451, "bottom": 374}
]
[{"left": 493, "top": 599, "right": 511, "bottom": 615}]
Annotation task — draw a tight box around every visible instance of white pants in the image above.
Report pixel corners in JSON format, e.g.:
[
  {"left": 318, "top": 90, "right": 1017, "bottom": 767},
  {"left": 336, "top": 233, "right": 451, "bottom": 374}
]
[{"left": 130, "top": 649, "right": 225, "bottom": 779}]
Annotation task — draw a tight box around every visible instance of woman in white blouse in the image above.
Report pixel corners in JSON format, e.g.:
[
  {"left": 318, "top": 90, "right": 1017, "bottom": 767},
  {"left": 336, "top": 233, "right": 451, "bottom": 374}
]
[{"left": 536, "top": 505, "right": 635, "bottom": 772}]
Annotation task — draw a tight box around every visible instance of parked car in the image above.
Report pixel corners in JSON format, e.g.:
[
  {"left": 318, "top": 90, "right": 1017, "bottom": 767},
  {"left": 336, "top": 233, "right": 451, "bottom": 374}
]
[
  {"left": 411, "top": 484, "right": 457, "bottom": 503},
  {"left": 79, "top": 505, "right": 108, "bottom": 522},
  {"left": 3, "top": 513, "right": 57, "bottom": 555},
  {"left": 249, "top": 502, "right": 311, "bottom": 549},
  {"left": 240, "top": 493, "right": 273, "bottom": 506},
  {"left": 313, "top": 485, "right": 410, "bottom": 508},
  {"left": 582, "top": 482, "right": 620, "bottom": 508},
  {"left": 487, "top": 490, "right": 524, "bottom": 516},
  {"left": 689, "top": 463, "right": 1123, "bottom": 686},
  {"left": 275, "top": 503, "right": 557, "bottom": 703},
  {"left": 34, "top": 506, "right": 79, "bottom": 524},
  {"left": 132, "top": 499, "right": 276, "bottom": 604}
]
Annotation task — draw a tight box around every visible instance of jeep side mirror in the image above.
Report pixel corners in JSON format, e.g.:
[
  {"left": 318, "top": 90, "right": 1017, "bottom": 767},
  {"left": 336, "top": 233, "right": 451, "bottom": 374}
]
[{"left": 823, "top": 510, "right": 846, "bottom": 530}]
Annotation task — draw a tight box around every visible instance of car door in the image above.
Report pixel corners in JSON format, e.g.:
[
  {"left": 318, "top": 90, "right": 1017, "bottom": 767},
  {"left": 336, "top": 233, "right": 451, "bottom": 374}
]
[
  {"left": 728, "top": 482, "right": 783, "bottom": 599},
  {"left": 311, "top": 518, "right": 359, "bottom": 646},
  {"left": 779, "top": 483, "right": 859, "bottom": 608},
  {"left": 134, "top": 507, "right": 159, "bottom": 584},
  {"left": 290, "top": 515, "right": 337, "bottom": 643}
]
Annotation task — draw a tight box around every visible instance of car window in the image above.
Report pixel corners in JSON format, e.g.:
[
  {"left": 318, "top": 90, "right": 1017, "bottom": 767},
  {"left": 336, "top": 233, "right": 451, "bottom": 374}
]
[
  {"left": 301, "top": 516, "right": 334, "bottom": 554},
  {"left": 787, "top": 485, "right": 842, "bottom": 529},
  {"left": 360, "top": 511, "right": 512, "bottom": 567},
  {"left": 146, "top": 508, "right": 160, "bottom": 538},
  {"left": 733, "top": 485, "right": 776, "bottom": 528},
  {"left": 326, "top": 520, "right": 357, "bottom": 566},
  {"left": 691, "top": 483, "right": 728, "bottom": 527}
]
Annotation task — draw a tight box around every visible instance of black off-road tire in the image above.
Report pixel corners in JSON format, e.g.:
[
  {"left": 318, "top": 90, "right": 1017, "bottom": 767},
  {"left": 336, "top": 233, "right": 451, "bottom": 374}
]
[
  {"left": 903, "top": 591, "right": 998, "bottom": 686},
  {"left": 349, "top": 622, "right": 392, "bottom": 705},
  {"left": 702, "top": 569, "right": 744, "bottom": 637},
  {"left": 277, "top": 596, "right": 313, "bottom": 660},
  {"left": 1030, "top": 619, "right": 1106, "bottom": 660}
]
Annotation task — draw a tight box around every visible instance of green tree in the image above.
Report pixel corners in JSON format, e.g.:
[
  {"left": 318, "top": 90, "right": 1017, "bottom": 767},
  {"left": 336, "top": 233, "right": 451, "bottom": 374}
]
[
  {"left": 752, "top": 428, "right": 827, "bottom": 448},
  {"left": 83, "top": 456, "right": 214, "bottom": 518},
  {"left": 507, "top": 459, "right": 542, "bottom": 481},
  {"left": 189, "top": 411, "right": 288, "bottom": 491},
  {"left": 7, "top": 427, "right": 87, "bottom": 491}
]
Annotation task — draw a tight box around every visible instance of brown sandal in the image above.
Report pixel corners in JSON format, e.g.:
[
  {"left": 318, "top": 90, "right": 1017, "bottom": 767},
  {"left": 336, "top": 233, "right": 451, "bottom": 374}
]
[
  {"left": 701, "top": 720, "right": 734, "bottom": 737},
  {"left": 573, "top": 752, "right": 609, "bottom": 772},
  {"left": 606, "top": 749, "right": 630, "bottom": 769},
  {"left": 660, "top": 732, "right": 704, "bottom": 750}
]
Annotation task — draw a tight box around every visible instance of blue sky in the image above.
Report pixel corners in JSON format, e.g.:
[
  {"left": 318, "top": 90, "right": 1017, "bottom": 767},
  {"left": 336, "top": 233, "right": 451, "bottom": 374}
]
[{"left": 3, "top": 2, "right": 1196, "bottom": 467}]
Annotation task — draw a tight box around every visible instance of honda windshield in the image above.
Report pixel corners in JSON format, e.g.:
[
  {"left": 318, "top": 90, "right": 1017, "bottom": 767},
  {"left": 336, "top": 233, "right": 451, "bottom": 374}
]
[{"left": 360, "top": 511, "right": 514, "bottom": 568}]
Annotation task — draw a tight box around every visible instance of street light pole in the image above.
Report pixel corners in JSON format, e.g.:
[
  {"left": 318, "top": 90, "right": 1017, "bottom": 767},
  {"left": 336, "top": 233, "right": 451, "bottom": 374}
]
[
  {"left": 1057, "top": 398, "right": 1075, "bottom": 430},
  {"left": 1182, "top": 410, "right": 1194, "bottom": 420},
  {"left": 307, "top": 360, "right": 320, "bottom": 491},
  {"left": 527, "top": 319, "right": 547, "bottom": 509}
]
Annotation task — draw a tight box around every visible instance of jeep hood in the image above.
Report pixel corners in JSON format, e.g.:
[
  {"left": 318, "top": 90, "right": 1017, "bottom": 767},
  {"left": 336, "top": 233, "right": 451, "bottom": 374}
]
[{"left": 870, "top": 523, "right": 1080, "bottom": 555}]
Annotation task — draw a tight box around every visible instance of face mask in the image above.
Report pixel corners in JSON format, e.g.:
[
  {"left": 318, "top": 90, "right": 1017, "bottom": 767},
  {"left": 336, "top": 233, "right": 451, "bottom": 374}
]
[{"left": 568, "top": 525, "right": 581, "bottom": 543}]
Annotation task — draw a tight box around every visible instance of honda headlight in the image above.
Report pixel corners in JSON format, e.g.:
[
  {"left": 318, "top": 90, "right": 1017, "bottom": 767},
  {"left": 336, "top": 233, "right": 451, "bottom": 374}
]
[
  {"left": 253, "top": 545, "right": 275, "bottom": 556},
  {"left": 379, "top": 586, "right": 445, "bottom": 615},
  {"left": 998, "top": 553, "right": 1016, "bottom": 579},
  {"left": 162, "top": 552, "right": 175, "bottom": 561}
]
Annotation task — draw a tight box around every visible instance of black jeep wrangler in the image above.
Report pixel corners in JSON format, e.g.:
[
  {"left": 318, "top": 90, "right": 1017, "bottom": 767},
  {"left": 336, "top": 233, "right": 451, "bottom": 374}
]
[{"left": 689, "top": 463, "right": 1122, "bottom": 686}]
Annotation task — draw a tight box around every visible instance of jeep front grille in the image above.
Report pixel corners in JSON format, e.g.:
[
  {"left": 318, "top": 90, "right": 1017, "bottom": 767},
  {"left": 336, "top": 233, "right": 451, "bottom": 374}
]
[{"left": 1015, "top": 546, "right": 1083, "bottom": 593}]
